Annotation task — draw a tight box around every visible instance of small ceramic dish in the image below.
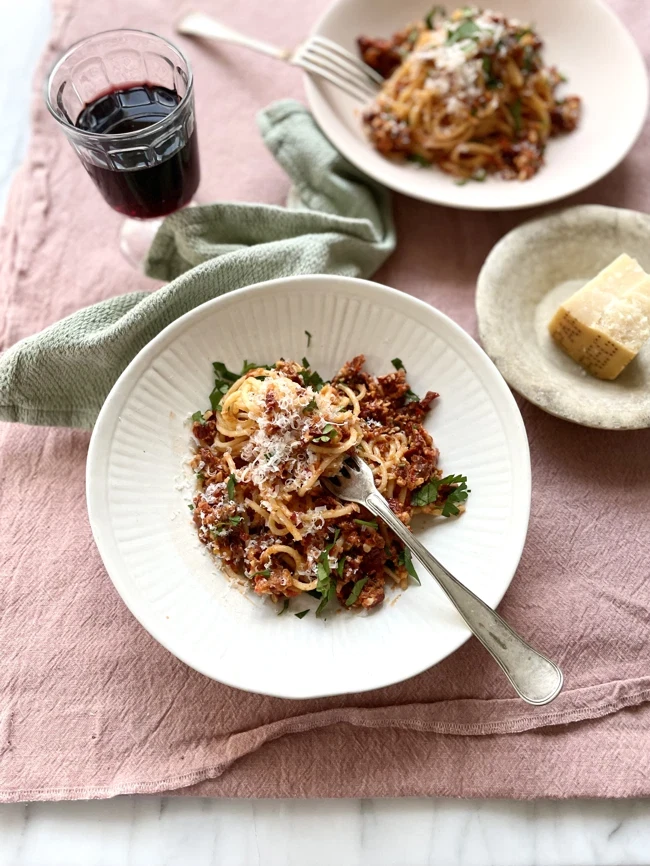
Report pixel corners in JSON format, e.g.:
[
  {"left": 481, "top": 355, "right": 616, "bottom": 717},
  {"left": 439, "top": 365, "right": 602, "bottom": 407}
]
[{"left": 476, "top": 204, "right": 650, "bottom": 429}]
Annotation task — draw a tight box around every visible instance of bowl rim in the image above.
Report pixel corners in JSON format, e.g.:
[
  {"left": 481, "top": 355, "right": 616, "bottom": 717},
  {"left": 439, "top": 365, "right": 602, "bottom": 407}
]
[
  {"left": 86, "top": 274, "right": 532, "bottom": 698},
  {"left": 304, "top": 0, "right": 649, "bottom": 211}
]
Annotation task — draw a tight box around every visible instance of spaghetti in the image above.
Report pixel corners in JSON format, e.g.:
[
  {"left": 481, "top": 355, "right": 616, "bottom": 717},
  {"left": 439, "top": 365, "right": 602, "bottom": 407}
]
[
  {"left": 358, "top": 6, "right": 581, "bottom": 181},
  {"left": 189, "top": 356, "right": 469, "bottom": 613}
]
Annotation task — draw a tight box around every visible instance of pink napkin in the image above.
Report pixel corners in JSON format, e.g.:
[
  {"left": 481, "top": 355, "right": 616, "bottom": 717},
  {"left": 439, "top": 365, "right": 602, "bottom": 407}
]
[{"left": 1, "top": 0, "right": 650, "bottom": 802}]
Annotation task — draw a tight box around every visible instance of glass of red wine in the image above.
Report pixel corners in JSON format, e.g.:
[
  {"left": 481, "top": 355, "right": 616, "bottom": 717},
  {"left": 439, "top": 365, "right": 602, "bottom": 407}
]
[{"left": 45, "top": 29, "right": 200, "bottom": 269}]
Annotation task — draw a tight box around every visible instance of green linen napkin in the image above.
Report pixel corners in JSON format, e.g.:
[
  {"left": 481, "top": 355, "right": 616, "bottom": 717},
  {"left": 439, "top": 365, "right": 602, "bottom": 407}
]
[{"left": 0, "top": 100, "right": 394, "bottom": 429}]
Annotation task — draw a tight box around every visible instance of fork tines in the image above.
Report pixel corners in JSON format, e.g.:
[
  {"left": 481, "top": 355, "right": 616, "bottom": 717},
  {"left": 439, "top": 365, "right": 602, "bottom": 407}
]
[{"left": 295, "top": 36, "right": 381, "bottom": 102}]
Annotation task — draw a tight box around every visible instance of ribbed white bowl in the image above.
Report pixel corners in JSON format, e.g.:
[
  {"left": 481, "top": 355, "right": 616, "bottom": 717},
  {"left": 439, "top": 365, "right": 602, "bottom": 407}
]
[{"left": 87, "top": 276, "right": 530, "bottom": 698}]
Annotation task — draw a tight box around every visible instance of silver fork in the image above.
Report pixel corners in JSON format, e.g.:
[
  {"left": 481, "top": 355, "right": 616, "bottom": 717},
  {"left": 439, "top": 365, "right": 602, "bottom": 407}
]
[
  {"left": 176, "top": 12, "right": 382, "bottom": 102},
  {"left": 323, "top": 455, "right": 563, "bottom": 706}
]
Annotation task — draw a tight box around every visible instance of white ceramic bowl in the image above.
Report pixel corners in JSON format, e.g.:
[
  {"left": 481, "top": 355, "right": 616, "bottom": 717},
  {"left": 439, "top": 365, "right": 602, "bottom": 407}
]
[
  {"left": 87, "top": 275, "right": 531, "bottom": 698},
  {"left": 305, "top": 0, "right": 648, "bottom": 210}
]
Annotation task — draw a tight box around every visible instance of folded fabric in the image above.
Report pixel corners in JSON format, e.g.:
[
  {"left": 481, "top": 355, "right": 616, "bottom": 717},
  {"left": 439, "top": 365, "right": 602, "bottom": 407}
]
[{"left": 0, "top": 99, "right": 394, "bottom": 429}]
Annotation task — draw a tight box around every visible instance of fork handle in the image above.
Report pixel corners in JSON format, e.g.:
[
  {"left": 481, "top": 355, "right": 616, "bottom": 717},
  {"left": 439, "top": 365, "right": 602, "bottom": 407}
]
[
  {"left": 176, "top": 12, "right": 290, "bottom": 60},
  {"left": 366, "top": 492, "right": 563, "bottom": 706}
]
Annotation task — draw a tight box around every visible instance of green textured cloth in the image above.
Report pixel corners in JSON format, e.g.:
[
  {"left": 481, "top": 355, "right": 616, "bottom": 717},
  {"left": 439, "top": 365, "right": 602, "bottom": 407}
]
[{"left": 0, "top": 100, "right": 394, "bottom": 428}]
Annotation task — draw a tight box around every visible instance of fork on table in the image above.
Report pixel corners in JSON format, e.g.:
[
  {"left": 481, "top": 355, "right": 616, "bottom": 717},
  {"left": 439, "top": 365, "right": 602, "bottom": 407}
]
[{"left": 176, "top": 12, "right": 382, "bottom": 102}]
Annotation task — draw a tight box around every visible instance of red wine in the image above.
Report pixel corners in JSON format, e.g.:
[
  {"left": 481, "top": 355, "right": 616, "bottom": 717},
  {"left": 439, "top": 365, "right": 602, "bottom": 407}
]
[{"left": 75, "top": 83, "right": 199, "bottom": 219}]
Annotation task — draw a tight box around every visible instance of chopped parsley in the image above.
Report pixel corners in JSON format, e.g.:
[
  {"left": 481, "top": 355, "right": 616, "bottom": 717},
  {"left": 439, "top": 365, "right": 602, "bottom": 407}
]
[
  {"left": 277, "top": 599, "right": 289, "bottom": 615},
  {"left": 411, "top": 474, "right": 470, "bottom": 516},
  {"left": 295, "top": 609, "right": 310, "bottom": 619},
  {"left": 315, "top": 529, "right": 340, "bottom": 616},
  {"left": 305, "top": 330, "right": 312, "bottom": 348},
  {"left": 425, "top": 5, "right": 446, "bottom": 28},
  {"left": 354, "top": 518, "right": 379, "bottom": 530},
  {"left": 346, "top": 577, "right": 369, "bottom": 607},
  {"left": 227, "top": 473, "right": 236, "bottom": 500},
  {"left": 337, "top": 556, "right": 347, "bottom": 577},
  {"left": 188, "top": 503, "right": 195, "bottom": 511},
  {"left": 446, "top": 19, "right": 481, "bottom": 45},
  {"left": 253, "top": 568, "right": 271, "bottom": 577},
  {"left": 482, "top": 56, "right": 501, "bottom": 89},
  {"left": 391, "top": 358, "right": 420, "bottom": 402},
  {"left": 314, "top": 423, "right": 337, "bottom": 444},
  {"left": 407, "top": 153, "right": 432, "bottom": 167},
  {"left": 210, "top": 359, "right": 268, "bottom": 411},
  {"left": 195, "top": 471, "right": 205, "bottom": 482},
  {"left": 228, "top": 515, "right": 243, "bottom": 525},
  {"left": 303, "top": 398, "right": 317, "bottom": 414},
  {"left": 191, "top": 410, "right": 206, "bottom": 424},
  {"left": 300, "top": 357, "right": 325, "bottom": 391},
  {"left": 398, "top": 547, "right": 420, "bottom": 584},
  {"left": 509, "top": 98, "right": 522, "bottom": 133}
]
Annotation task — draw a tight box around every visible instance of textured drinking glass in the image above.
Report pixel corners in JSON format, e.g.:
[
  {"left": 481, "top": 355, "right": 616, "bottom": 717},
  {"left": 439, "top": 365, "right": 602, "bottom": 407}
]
[{"left": 45, "top": 29, "right": 200, "bottom": 266}]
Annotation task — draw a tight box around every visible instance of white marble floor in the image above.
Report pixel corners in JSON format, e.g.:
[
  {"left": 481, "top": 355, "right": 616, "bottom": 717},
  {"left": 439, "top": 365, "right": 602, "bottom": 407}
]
[{"left": 1, "top": 3, "right": 650, "bottom": 865}]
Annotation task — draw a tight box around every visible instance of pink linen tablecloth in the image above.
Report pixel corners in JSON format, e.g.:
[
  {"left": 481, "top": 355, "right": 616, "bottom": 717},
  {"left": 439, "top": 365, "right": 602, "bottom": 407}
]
[{"left": 1, "top": 0, "right": 650, "bottom": 802}]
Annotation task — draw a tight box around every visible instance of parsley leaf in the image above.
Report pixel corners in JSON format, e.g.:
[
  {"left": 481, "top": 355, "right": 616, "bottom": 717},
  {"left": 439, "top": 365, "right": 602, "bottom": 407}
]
[
  {"left": 253, "top": 568, "right": 271, "bottom": 577},
  {"left": 315, "top": 530, "right": 340, "bottom": 616},
  {"left": 398, "top": 547, "right": 420, "bottom": 584},
  {"left": 411, "top": 474, "right": 470, "bottom": 513},
  {"left": 425, "top": 5, "right": 446, "bottom": 29},
  {"left": 305, "top": 330, "right": 312, "bottom": 348},
  {"left": 407, "top": 153, "right": 432, "bottom": 167},
  {"left": 295, "top": 609, "right": 310, "bottom": 619},
  {"left": 212, "top": 361, "right": 239, "bottom": 383},
  {"left": 316, "top": 551, "right": 331, "bottom": 595},
  {"left": 404, "top": 389, "right": 420, "bottom": 404},
  {"left": 391, "top": 358, "right": 405, "bottom": 371},
  {"left": 354, "top": 518, "right": 379, "bottom": 530},
  {"left": 300, "top": 358, "right": 325, "bottom": 391},
  {"left": 345, "top": 577, "right": 369, "bottom": 607},
  {"left": 227, "top": 473, "right": 236, "bottom": 500},
  {"left": 191, "top": 410, "right": 206, "bottom": 424},
  {"left": 482, "top": 56, "right": 501, "bottom": 89},
  {"left": 195, "top": 471, "right": 205, "bottom": 482},
  {"left": 442, "top": 478, "right": 470, "bottom": 516},
  {"left": 509, "top": 98, "right": 522, "bottom": 133},
  {"left": 228, "top": 515, "right": 243, "bottom": 525},
  {"left": 446, "top": 19, "right": 481, "bottom": 45},
  {"left": 314, "top": 423, "right": 337, "bottom": 444},
  {"left": 188, "top": 503, "right": 195, "bottom": 511},
  {"left": 210, "top": 360, "right": 269, "bottom": 411},
  {"left": 303, "top": 398, "right": 317, "bottom": 413},
  {"left": 277, "top": 599, "right": 289, "bottom": 615}
]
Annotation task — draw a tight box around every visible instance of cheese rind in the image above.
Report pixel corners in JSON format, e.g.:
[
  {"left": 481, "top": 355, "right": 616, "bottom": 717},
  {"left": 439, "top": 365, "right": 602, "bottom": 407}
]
[{"left": 548, "top": 254, "right": 650, "bottom": 380}]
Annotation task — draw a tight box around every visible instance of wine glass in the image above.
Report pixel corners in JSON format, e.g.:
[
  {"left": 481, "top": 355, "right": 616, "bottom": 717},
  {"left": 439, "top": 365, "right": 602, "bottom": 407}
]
[{"left": 45, "top": 29, "right": 200, "bottom": 269}]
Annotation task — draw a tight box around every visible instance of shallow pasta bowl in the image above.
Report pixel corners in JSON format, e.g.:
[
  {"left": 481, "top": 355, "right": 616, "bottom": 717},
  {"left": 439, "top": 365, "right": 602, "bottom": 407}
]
[
  {"left": 86, "top": 275, "right": 530, "bottom": 699},
  {"left": 305, "top": 0, "right": 648, "bottom": 210}
]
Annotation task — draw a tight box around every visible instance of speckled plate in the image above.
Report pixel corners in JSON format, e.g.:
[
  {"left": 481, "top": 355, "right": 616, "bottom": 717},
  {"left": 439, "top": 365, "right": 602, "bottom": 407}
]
[{"left": 476, "top": 205, "right": 650, "bottom": 429}]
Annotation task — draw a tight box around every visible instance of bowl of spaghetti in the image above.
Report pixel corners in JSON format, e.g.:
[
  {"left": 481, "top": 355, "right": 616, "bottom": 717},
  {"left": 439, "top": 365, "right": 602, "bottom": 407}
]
[
  {"left": 87, "top": 275, "right": 530, "bottom": 698},
  {"left": 305, "top": 0, "right": 648, "bottom": 209}
]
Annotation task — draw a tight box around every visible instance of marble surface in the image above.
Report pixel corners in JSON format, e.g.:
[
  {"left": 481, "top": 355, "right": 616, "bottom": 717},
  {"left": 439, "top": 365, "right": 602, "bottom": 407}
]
[{"left": 1, "top": 3, "right": 650, "bottom": 865}]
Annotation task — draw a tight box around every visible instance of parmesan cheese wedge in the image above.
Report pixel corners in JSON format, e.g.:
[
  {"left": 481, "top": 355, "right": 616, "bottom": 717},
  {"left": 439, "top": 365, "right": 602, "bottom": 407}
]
[{"left": 548, "top": 253, "right": 650, "bottom": 380}]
